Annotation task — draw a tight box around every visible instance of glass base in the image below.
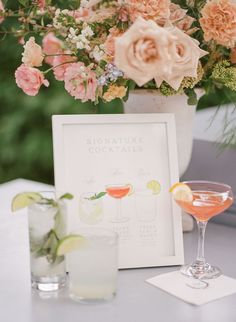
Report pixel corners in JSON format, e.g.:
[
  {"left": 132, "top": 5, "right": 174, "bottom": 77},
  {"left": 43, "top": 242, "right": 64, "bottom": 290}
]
[
  {"left": 31, "top": 274, "right": 67, "bottom": 291},
  {"left": 180, "top": 261, "right": 221, "bottom": 279},
  {"left": 69, "top": 291, "right": 116, "bottom": 304}
]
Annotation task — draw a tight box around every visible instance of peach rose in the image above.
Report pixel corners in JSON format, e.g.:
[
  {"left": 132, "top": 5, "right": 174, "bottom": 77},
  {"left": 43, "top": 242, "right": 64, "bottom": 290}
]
[
  {"left": 169, "top": 3, "right": 187, "bottom": 22},
  {"left": 230, "top": 47, "right": 236, "bottom": 63},
  {"left": 155, "top": 27, "right": 208, "bottom": 90},
  {"left": 52, "top": 51, "right": 77, "bottom": 81},
  {"left": 104, "top": 28, "right": 124, "bottom": 60},
  {"left": 64, "top": 62, "right": 97, "bottom": 102},
  {"left": 114, "top": 17, "right": 176, "bottom": 86},
  {"left": 200, "top": 0, "right": 236, "bottom": 48},
  {"left": 15, "top": 64, "right": 49, "bottom": 96},
  {"left": 22, "top": 37, "right": 44, "bottom": 67},
  {"left": 125, "top": 0, "right": 170, "bottom": 23},
  {"left": 0, "top": 0, "right": 4, "bottom": 24},
  {"left": 42, "top": 33, "right": 63, "bottom": 65}
]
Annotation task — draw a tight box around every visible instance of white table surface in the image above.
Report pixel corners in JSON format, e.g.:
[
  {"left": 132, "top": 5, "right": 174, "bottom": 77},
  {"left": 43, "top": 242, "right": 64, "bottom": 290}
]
[{"left": 1, "top": 179, "right": 236, "bottom": 322}]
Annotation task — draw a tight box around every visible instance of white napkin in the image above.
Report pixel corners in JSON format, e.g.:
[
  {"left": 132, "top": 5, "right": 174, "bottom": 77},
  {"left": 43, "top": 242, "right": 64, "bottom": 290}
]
[{"left": 146, "top": 271, "right": 236, "bottom": 306}]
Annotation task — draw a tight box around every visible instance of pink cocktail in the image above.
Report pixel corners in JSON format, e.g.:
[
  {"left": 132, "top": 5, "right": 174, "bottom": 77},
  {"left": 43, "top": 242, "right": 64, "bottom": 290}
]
[
  {"left": 106, "top": 184, "right": 131, "bottom": 222},
  {"left": 173, "top": 181, "right": 233, "bottom": 280}
]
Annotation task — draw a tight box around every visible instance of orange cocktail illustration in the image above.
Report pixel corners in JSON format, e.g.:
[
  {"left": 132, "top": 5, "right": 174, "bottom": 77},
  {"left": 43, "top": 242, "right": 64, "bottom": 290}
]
[
  {"left": 171, "top": 181, "right": 233, "bottom": 282},
  {"left": 106, "top": 184, "right": 131, "bottom": 222}
]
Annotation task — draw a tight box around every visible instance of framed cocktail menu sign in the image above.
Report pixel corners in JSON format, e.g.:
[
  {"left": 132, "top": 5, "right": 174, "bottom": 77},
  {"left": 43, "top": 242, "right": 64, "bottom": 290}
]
[{"left": 52, "top": 114, "right": 184, "bottom": 268}]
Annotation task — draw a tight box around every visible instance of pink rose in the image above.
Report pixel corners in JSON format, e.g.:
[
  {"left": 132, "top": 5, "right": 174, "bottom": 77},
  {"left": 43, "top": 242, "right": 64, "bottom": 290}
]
[
  {"left": 114, "top": 17, "right": 176, "bottom": 86},
  {"left": 125, "top": 0, "right": 170, "bottom": 23},
  {"left": 64, "top": 62, "right": 97, "bottom": 102},
  {"left": 42, "top": 33, "right": 63, "bottom": 65},
  {"left": 52, "top": 51, "right": 77, "bottom": 81},
  {"left": 0, "top": 0, "right": 4, "bottom": 24},
  {"left": 22, "top": 37, "right": 44, "bottom": 67},
  {"left": 200, "top": 0, "right": 236, "bottom": 48},
  {"left": 15, "top": 64, "right": 49, "bottom": 96},
  {"left": 155, "top": 27, "right": 208, "bottom": 90}
]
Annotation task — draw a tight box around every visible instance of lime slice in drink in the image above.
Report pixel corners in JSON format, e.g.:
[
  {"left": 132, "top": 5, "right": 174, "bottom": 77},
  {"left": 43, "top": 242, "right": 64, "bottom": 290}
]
[
  {"left": 169, "top": 182, "right": 193, "bottom": 202},
  {"left": 11, "top": 192, "right": 42, "bottom": 212},
  {"left": 147, "top": 180, "right": 161, "bottom": 195},
  {"left": 56, "top": 234, "right": 87, "bottom": 256}
]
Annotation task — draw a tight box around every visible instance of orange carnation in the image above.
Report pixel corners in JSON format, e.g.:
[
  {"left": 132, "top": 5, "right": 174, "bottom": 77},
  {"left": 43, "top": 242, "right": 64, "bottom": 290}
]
[{"left": 200, "top": 0, "right": 236, "bottom": 48}]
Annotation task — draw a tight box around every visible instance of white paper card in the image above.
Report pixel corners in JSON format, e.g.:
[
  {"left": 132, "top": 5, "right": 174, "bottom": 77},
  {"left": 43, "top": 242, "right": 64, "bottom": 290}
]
[{"left": 146, "top": 271, "right": 236, "bottom": 306}]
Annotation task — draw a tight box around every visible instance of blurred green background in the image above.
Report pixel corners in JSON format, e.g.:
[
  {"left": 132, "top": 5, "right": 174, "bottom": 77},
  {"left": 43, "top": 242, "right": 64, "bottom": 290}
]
[
  {"left": 0, "top": 34, "right": 123, "bottom": 185},
  {"left": 0, "top": 2, "right": 235, "bottom": 185}
]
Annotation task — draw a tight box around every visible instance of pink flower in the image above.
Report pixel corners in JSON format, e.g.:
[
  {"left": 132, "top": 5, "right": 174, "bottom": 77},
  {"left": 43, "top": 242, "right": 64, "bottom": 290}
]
[
  {"left": 155, "top": 27, "right": 208, "bottom": 90},
  {"left": 230, "top": 47, "right": 236, "bottom": 63},
  {"left": 104, "top": 28, "right": 124, "bottom": 60},
  {"left": 68, "top": 8, "right": 90, "bottom": 22},
  {"left": 64, "top": 63, "right": 97, "bottom": 102},
  {"left": 169, "top": 3, "right": 187, "bottom": 22},
  {"left": 125, "top": 0, "right": 171, "bottom": 23},
  {"left": 22, "top": 37, "right": 44, "bottom": 67},
  {"left": 36, "top": 0, "right": 45, "bottom": 11},
  {"left": 199, "top": 0, "right": 236, "bottom": 48},
  {"left": 15, "top": 64, "right": 49, "bottom": 96},
  {"left": 0, "top": 0, "right": 4, "bottom": 24},
  {"left": 114, "top": 17, "right": 176, "bottom": 86},
  {"left": 42, "top": 33, "right": 63, "bottom": 65},
  {"left": 52, "top": 51, "right": 77, "bottom": 81}
]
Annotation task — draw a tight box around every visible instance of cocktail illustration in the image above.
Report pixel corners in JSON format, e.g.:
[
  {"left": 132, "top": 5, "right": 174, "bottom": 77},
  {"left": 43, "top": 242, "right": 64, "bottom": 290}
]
[
  {"left": 106, "top": 184, "right": 132, "bottom": 223},
  {"left": 79, "top": 192, "right": 104, "bottom": 225},
  {"left": 135, "top": 180, "right": 161, "bottom": 222},
  {"left": 170, "top": 181, "right": 233, "bottom": 282}
]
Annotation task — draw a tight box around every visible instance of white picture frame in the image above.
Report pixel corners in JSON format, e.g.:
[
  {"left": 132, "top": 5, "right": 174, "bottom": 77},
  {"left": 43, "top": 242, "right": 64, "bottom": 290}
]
[{"left": 52, "top": 114, "right": 184, "bottom": 268}]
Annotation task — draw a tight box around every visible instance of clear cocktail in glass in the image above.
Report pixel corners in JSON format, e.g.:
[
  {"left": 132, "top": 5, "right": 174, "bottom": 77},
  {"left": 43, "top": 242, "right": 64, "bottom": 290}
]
[
  {"left": 173, "top": 181, "right": 233, "bottom": 280},
  {"left": 28, "top": 191, "right": 67, "bottom": 291},
  {"left": 67, "top": 228, "right": 118, "bottom": 302}
]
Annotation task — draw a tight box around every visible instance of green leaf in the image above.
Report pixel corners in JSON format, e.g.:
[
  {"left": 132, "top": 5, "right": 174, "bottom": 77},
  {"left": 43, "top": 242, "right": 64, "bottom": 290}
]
[
  {"left": 88, "top": 192, "right": 107, "bottom": 200},
  {"left": 184, "top": 88, "right": 198, "bottom": 105},
  {"left": 59, "top": 193, "right": 74, "bottom": 200},
  {"left": 18, "top": 0, "right": 30, "bottom": 7}
]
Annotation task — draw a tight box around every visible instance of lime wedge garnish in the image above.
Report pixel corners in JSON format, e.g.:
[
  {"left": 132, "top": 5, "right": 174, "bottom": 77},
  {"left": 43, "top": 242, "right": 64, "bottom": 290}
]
[
  {"left": 11, "top": 192, "right": 42, "bottom": 212},
  {"left": 169, "top": 182, "right": 193, "bottom": 202},
  {"left": 147, "top": 180, "right": 161, "bottom": 195},
  {"left": 56, "top": 234, "right": 87, "bottom": 256}
]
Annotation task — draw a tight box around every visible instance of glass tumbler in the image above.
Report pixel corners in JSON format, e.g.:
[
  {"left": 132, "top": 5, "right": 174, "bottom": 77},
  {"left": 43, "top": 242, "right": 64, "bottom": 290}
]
[
  {"left": 67, "top": 228, "right": 118, "bottom": 303},
  {"left": 28, "top": 191, "right": 67, "bottom": 291}
]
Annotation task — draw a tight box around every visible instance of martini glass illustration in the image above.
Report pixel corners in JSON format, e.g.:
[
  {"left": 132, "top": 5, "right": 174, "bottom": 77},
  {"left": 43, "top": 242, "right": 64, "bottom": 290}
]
[
  {"left": 106, "top": 184, "right": 131, "bottom": 223},
  {"left": 171, "top": 181, "right": 233, "bottom": 281}
]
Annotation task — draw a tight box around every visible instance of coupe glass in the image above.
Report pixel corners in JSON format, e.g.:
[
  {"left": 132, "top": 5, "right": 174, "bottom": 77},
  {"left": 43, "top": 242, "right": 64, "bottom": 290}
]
[
  {"left": 106, "top": 184, "right": 131, "bottom": 222},
  {"left": 174, "top": 181, "right": 233, "bottom": 280}
]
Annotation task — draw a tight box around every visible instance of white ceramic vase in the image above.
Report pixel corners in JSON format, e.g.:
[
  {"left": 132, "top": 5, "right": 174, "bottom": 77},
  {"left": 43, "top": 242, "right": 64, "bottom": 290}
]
[
  {"left": 124, "top": 89, "right": 198, "bottom": 232},
  {"left": 124, "top": 89, "right": 196, "bottom": 177}
]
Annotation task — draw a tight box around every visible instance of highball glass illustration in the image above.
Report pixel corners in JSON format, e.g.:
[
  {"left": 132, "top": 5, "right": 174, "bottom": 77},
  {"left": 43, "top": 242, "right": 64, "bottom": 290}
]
[{"left": 171, "top": 181, "right": 233, "bottom": 280}]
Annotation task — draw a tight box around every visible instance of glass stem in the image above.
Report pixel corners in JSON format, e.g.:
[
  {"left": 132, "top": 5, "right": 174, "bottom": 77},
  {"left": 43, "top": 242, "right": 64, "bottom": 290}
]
[
  {"left": 117, "top": 199, "right": 121, "bottom": 220},
  {"left": 196, "top": 220, "right": 207, "bottom": 265}
]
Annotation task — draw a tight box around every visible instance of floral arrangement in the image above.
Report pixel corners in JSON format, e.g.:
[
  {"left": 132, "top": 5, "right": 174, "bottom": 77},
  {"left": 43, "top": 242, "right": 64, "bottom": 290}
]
[{"left": 0, "top": 0, "right": 236, "bottom": 106}]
